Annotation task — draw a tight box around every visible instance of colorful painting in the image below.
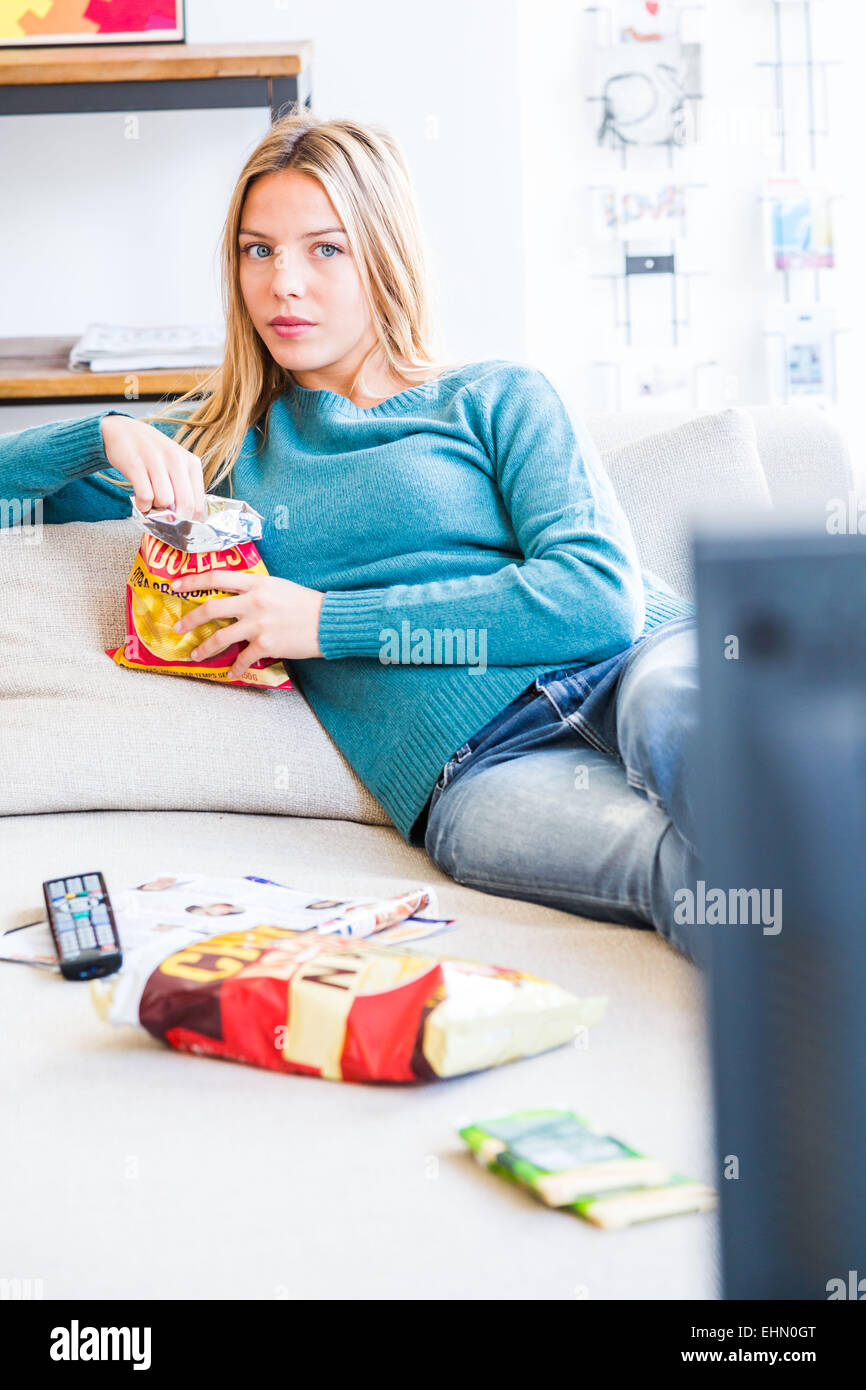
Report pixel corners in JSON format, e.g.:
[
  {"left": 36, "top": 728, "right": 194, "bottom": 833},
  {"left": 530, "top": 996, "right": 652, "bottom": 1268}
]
[
  {"left": 595, "top": 177, "right": 687, "bottom": 242},
  {"left": 0, "top": 1, "right": 184, "bottom": 46},
  {"left": 765, "top": 176, "right": 835, "bottom": 273}
]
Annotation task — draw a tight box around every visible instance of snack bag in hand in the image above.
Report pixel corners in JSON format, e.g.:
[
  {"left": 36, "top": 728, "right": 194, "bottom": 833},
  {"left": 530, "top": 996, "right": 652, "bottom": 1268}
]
[{"left": 106, "top": 495, "right": 292, "bottom": 690}]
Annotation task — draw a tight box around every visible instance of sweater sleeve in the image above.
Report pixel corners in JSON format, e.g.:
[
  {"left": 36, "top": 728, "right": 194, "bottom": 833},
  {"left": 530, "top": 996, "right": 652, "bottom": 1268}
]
[
  {"left": 316, "top": 366, "right": 646, "bottom": 666},
  {"left": 0, "top": 409, "right": 136, "bottom": 517}
]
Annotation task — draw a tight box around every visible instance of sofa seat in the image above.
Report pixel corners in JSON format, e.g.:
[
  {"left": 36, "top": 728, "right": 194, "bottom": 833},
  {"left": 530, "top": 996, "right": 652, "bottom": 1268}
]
[{"left": 1, "top": 808, "right": 716, "bottom": 1300}]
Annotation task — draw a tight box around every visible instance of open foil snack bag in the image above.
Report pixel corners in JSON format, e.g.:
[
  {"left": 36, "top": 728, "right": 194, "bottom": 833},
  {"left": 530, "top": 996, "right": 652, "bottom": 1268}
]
[
  {"left": 91, "top": 925, "right": 607, "bottom": 1084},
  {"left": 106, "top": 495, "right": 293, "bottom": 689}
]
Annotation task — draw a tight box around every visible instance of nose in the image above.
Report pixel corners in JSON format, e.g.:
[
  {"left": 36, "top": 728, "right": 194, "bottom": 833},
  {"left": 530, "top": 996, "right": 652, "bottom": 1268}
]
[{"left": 269, "top": 243, "right": 307, "bottom": 300}]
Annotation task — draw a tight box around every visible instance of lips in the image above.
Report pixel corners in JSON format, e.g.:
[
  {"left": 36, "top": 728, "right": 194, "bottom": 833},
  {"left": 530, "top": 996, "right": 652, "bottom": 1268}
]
[{"left": 270, "top": 317, "right": 314, "bottom": 327}]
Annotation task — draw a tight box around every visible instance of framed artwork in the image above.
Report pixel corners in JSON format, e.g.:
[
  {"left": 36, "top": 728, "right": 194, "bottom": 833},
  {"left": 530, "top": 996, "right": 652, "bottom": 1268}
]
[
  {"left": 595, "top": 39, "right": 702, "bottom": 148},
  {"left": 764, "top": 175, "right": 835, "bottom": 273},
  {"left": 1, "top": 1, "right": 185, "bottom": 47},
  {"left": 593, "top": 176, "right": 688, "bottom": 242},
  {"left": 766, "top": 307, "right": 836, "bottom": 406}
]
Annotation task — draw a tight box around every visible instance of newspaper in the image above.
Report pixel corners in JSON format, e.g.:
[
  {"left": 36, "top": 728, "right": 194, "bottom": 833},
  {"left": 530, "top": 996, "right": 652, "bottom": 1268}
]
[
  {"left": 0, "top": 872, "right": 455, "bottom": 972},
  {"left": 68, "top": 322, "right": 225, "bottom": 373}
]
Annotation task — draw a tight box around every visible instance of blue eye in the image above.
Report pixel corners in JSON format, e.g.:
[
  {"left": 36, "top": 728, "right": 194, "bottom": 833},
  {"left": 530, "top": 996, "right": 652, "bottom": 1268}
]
[{"left": 241, "top": 241, "right": 343, "bottom": 261}]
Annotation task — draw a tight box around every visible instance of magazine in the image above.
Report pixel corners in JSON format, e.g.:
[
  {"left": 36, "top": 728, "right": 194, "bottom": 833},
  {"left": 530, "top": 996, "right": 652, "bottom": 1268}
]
[
  {"left": 766, "top": 306, "right": 836, "bottom": 405},
  {"left": 764, "top": 176, "right": 835, "bottom": 273},
  {"left": 0, "top": 872, "right": 456, "bottom": 972},
  {"left": 619, "top": 0, "right": 681, "bottom": 44}
]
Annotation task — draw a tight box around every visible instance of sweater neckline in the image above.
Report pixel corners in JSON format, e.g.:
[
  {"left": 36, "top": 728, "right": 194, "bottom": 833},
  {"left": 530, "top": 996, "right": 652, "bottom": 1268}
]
[{"left": 287, "top": 370, "right": 452, "bottom": 418}]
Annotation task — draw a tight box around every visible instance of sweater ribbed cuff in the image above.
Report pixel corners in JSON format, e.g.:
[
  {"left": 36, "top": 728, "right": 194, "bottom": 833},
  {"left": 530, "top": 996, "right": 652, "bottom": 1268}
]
[
  {"left": 317, "top": 589, "right": 386, "bottom": 659},
  {"left": 52, "top": 410, "right": 135, "bottom": 483}
]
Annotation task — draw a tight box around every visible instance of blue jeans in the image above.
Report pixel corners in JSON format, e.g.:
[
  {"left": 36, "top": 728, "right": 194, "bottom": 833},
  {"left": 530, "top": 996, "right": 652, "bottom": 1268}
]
[{"left": 421, "top": 616, "right": 707, "bottom": 966}]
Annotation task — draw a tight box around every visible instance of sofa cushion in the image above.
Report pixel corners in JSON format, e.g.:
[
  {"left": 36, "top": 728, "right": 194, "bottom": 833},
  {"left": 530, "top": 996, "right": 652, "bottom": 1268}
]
[
  {"left": 0, "top": 519, "right": 392, "bottom": 823},
  {"left": 0, "top": 406, "right": 769, "bottom": 819},
  {"left": 0, "top": 807, "right": 714, "bottom": 1299},
  {"left": 598, "top": 407, "right": 772, "bottom": 598}
]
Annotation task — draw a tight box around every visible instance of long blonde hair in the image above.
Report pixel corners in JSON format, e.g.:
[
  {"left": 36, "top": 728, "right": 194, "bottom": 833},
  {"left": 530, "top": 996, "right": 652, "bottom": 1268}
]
[{"left": 97, "top": 105, "right": 466, "bottom": 496}]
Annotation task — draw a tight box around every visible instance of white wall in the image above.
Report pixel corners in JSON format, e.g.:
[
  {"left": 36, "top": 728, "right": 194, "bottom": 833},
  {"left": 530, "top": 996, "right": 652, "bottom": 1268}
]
[
  {"left": 2, "top": 0, "right": 862, "bottom": 476},
  {"left": 0, "top": 0, "right": 526, "bottom": 430},
  {"left": 516, "top": 0, "right": 865, "bottom": 473}
]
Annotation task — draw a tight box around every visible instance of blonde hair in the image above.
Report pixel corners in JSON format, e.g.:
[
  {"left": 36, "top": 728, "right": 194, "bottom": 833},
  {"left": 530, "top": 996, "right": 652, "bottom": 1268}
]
[{"left": 95, "top": 105, "right": 467, "bottom": 497}]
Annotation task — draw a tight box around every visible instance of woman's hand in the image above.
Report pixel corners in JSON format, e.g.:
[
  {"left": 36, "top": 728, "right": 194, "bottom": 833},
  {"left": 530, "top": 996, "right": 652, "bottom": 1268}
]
[
  {"left": 170, "top": 570, "right": 325, "bottom": 677},
  {"left": 100, "top": 414, "right": 207, "bottom": 520}
]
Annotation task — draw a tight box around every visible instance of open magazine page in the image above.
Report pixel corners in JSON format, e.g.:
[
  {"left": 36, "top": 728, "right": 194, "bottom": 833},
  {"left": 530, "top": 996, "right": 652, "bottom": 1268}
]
[{"left": 0, "top": 872, "right": 455, "bottom": 971}]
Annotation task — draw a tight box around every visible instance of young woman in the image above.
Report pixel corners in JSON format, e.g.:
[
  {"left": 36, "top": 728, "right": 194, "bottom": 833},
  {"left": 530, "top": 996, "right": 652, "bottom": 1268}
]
[{"left": 1, "top": 108, "right": 706, "bottom": 965}]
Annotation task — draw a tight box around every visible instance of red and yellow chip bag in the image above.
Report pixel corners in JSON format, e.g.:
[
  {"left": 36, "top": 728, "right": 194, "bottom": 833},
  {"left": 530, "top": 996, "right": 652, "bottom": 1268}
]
[
  {"left": 92, "top": 925, "right": 607, "bottom": 1084},
  {"left": 106, "top": 497, "right": 292, "bottom": 690}
]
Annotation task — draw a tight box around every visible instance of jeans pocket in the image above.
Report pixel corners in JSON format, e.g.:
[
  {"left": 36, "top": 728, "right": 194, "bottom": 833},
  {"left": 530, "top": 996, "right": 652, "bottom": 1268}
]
[{"left": 435, "top": 740, "right": 474, "bottom": 792}]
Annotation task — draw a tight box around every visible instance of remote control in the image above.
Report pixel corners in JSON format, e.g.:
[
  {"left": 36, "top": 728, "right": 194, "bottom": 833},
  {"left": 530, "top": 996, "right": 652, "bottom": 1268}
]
[{"left": 42, "top": 872, "right": 123, "bottom": 981}]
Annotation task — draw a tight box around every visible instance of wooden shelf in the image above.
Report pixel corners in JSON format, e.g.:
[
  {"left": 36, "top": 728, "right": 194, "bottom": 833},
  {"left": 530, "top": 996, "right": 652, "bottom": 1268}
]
[
  {"left": 0, "top": 41, "right": 312, "bottom": 117},
  {"left": 0, "top": 337, "right": 213, "bottom": 402},
  {"left": 1, "top": 44, "right": 314, "bottom": 399}
]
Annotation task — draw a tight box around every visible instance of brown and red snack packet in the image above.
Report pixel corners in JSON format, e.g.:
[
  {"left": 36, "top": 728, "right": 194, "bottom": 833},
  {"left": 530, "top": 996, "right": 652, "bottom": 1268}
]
[{"left": 92, "top": 925, "right": 606, "bottom": 1084}]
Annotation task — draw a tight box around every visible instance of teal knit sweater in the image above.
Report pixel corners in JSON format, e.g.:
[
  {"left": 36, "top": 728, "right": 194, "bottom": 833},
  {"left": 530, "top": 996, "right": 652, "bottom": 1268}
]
[{"left": 0, "top": 358, "right": 692, "bottom": 842}]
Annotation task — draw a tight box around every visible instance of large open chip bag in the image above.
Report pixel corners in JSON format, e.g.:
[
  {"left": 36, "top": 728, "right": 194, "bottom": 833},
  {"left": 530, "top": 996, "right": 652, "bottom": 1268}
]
[
  {"left": 91, "top": 925, "right": 607, "bottom": 1083},
  {"left": 106, "top": 494, "right": 292, "bottom": 689}
]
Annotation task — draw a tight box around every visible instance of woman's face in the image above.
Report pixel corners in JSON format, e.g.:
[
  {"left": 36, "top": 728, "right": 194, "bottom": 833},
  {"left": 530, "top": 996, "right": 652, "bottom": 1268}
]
[{"left": 238, "top": 168, "right": 377, "bottom": 391}]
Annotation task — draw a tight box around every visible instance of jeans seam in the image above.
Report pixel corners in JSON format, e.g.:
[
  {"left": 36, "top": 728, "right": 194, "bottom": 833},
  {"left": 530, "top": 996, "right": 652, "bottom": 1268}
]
[
  {"left": 563, "top": 710, "right": 620, "bottom": 761},
  {"left": 444, "top": 868, "right": 654, "bottom": 918}
]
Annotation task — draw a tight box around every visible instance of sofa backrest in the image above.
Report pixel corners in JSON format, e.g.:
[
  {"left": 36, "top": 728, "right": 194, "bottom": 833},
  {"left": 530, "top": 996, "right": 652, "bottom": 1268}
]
[
  {"left": 0, "top": 403, "right": 853, "bottom": 826},
  {"left": 586, "top": 404, "right": 854, "bottom": 509}
]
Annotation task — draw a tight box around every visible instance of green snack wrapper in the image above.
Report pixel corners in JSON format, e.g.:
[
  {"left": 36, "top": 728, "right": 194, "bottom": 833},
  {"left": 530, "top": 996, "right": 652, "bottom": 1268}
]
[{"left": 460, "top": 1108, "right": 717, "bottom": 1226}]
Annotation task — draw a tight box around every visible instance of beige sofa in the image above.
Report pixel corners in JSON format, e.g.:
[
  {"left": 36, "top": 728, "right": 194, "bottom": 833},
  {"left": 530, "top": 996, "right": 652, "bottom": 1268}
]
[{"left": 0, "top": 401, "right": 851, "bottom": 1300}]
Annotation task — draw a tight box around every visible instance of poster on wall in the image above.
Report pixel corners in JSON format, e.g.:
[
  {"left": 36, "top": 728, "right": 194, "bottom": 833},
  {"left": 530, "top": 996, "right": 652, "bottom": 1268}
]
[
  {"left": 764, "top": 175, "right": 835, "bottom": 272},
  {"left": 619, "top": 0, "right": 681, "bottom": 43},
  {"left": 0, "top": 1, "right": 184, "bottom": 47},
  {"left": 595, "top": 40, "right": 702, "bottom": 147},
  {"left": 766, "top": 306, "right": 836, "bottom": 405},
  {"left": 593, "top": 176, "right": 688, "bottom": 242}
]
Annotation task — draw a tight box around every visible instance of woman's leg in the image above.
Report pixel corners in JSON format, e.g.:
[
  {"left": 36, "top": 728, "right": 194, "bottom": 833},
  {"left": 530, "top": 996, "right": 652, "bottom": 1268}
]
[
  {"left": 424, "top": 735, "right": 708, "bottom": 966},
  {"left": 575, "top": 619, "right": 702, "bottom": 855}
]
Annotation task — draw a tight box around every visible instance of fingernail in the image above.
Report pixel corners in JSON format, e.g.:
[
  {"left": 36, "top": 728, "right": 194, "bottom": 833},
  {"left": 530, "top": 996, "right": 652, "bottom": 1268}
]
[
  {"left": 190, "top": 648, "right": 200, "bottom": 660},
  {"left": 172, "top": 621, "right": 182, "bottom": 633}
]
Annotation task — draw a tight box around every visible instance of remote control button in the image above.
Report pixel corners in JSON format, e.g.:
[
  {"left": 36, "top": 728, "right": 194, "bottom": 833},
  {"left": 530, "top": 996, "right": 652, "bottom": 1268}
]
[
  {"left": 57, "top": 920, "right": 76, "bottom": 933},
  {"left": 95, "top": 926, "right": 115, "bottom": 945},
  {"left": 61, "top": 942, "right": 79, "bottom": 959},
  {"left": 48, "top": 881, "right": 66, "bottom": 898},
  {"left": 83, "top": 875, "right": 102, "bottom": 892},
  {"left": 65, "top": 878, "right": 83, "bottom": 894},
  {"left": 91, "top": 906, "right": 109, "bottom": 926},
  {"left": 77, "top": 928, "right": 97, "bottom": 950}
]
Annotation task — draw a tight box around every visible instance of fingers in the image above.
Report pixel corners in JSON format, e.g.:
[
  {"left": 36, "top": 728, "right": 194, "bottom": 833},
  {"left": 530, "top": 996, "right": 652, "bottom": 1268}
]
[
  {"left": 189, "top": 621, "right": 255, "bottom": 663},
  {"left": 227, "top": 638, "right": 269, "bottom": 682},
  {"left": 172, "top": 595, "right": 241, "bottom": 632},
  {"left": 184, "top": 452, "right": 207, "bottom": 521},
  {"left": 121, "top": 459, "right": 155, "bottom": 515},
  {"left": 102, "top": 416, "right": 205, "bottom": 518},
  {"left": 144, "top": 454, "right": 175, "bottom": 512},
  {"left": 171, "top": 570, "right": 260, "bottom": 596}
]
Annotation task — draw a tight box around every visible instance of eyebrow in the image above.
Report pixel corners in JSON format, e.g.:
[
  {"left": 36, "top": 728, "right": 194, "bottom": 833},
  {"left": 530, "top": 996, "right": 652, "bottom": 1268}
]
[{"left": 238, "top": 226, "right": 347, "bottom": 239}]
